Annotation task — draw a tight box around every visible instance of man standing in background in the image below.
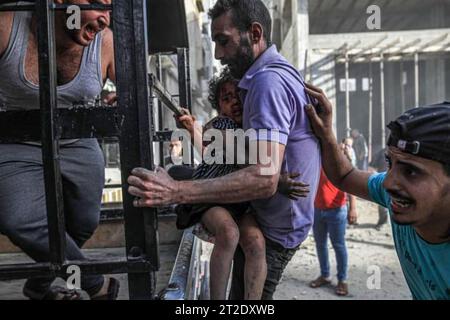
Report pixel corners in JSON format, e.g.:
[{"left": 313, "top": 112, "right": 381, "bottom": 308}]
[{"left": 351, "top": 129, "right": 369, "bottom": 170}]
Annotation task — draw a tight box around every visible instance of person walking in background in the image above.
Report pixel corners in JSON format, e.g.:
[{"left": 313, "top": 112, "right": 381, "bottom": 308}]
[
  {"left": 351, "top": 129, "right": 369, "bottom": 171},
  {"left": 342, "top": 137, "right": 357, "bottom": 168}
]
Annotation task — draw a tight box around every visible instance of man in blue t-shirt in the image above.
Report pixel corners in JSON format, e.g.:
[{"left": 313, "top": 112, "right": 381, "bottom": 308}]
[{"left": 304, "top": 83, "right": 449, "bottom": 300}]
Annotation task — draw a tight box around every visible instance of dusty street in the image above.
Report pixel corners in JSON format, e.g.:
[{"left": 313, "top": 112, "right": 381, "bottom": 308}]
[{"left": 272, "top": 199, "right": 411, "bottom": 300}]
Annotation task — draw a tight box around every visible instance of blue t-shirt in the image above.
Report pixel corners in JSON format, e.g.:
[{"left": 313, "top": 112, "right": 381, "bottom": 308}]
[
  {"left": 238, "top": 45, "right": 321, "bottom": 249},
  {"left": 368, "top": 173, "right": 450, "bottom": 300}
]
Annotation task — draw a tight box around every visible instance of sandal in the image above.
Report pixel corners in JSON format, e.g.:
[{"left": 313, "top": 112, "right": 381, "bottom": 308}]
[
  {"left": 23, "top": 285, "right": 82, "bottom": 300},
  {"left": 309, "top": 276, "right": 332, "bottom": 288},
  {"left": 90, "top": 277, "right": 120, "bottom": 300},
  {"left": 336, "top": 281, "right": 349, "bottom": 296}
]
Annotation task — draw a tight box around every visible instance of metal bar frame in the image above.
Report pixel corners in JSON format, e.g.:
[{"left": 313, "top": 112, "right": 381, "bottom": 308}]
[
  {"left": 0, "top": 259, "right": 153, "bottom": 282},
  {"left": 414, "top": 52, "right": 420, "bottom": 107},
  {"left": 368, "top": 60, "right": 373, "bottom": 162},
  {"left": 177, "top": 48, "right": 192, "bottom": 114},
  {"left": 0, "top": 108, "right": 122, "bottom": 142},
  {"left": 113, "top": 0, "right": 158, "bottom": 300},
  {"left": 36, "top": 0, "right": 66, "bottom": 265},
  {"left": 0, "top": 0, "right": 174, "bottom": 301},
  {"left": 400, "top": 59, "right": 406, "bottom": 113},
  {"left": 380, "top": 53, "right": 386, "bottom": 148},
  {"left": 156, "top": 55, "right": 165, "bottom": 166},
  {"left": 344, "top": 52, "right": 350, "bottom": 137},
  {"left": 160, "top": 227, "right": 206, "bottom": 300},
  {"left": 177, "top": 48, "right": 193, "bottom": 166},
  {"left": 0, "top": 1, "right": 112, "bottom": 12}
]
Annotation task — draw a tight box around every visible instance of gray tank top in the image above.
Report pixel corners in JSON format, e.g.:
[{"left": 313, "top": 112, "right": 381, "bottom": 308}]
[
  {"left": 0, "top": 11, "right": 104, "bottom": 145},
  {"left": 0, "top": 12, "right": 104, "bottom": 111}
]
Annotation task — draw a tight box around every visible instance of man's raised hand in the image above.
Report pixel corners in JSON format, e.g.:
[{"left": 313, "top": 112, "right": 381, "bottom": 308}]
[{"left": 304, "top": 83, "right": 334, "bottom": 140}]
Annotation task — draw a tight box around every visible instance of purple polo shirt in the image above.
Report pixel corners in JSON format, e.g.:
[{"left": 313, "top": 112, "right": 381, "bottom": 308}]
[{"left": 239, "top": 45, "right": 321, "bottom": 249}]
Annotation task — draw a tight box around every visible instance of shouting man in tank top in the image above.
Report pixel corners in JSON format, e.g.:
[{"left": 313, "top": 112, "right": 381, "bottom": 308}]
[{"left": 0, "top": 0, "right": 118, "bottom": 300}]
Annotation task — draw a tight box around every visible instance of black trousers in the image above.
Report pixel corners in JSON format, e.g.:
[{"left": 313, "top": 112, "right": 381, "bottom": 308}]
[{"left": 229, "top": 236, "right": 299, "bottom": 300}]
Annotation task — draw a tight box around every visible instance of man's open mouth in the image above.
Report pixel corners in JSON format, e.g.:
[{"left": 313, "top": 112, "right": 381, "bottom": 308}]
[
  {"left": 85, "top": 24, "right": 101, "bottom": 40},
  {"left": 390, "top": 194, "right": 414, "bottom": 210}
]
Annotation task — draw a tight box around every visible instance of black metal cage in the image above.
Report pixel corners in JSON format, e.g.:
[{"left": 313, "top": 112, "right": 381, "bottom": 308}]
[{"left": 0, "top": 0, "right": 192, "bottom": 300}]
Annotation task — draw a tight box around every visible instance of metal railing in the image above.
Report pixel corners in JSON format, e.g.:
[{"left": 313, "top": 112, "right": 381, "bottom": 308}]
[{"left": 0, "top": 0, "right": 192, "bottom": 300}]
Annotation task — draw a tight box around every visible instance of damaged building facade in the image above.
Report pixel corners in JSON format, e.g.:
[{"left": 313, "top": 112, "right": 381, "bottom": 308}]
[{"left": 270, "top": 0, "right": 450, "bottom": 159}]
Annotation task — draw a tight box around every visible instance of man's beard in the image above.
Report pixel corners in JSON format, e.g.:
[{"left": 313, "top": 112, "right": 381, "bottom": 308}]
[{"left": 224, "top": 35, "right": 255, "bottom": 79}]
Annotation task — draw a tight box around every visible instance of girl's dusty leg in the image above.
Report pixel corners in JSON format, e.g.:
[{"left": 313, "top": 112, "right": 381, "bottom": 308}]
[
  {"left": 238, "top": 213, "right": 267, "bottom": 300},
  {"left": 202, "top": 207, "right": 240, "bottom": 300}
]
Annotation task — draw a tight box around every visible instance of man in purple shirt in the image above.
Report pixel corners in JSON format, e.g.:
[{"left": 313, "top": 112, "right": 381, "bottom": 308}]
[
  {"left": 239, "top": 45, "right": 321, "bottom": 249},
  {"left": 127, "top": 0, "right": 321, "bottom": 299}
]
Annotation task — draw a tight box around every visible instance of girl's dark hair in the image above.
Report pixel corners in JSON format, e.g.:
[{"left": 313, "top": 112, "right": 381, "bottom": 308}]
[{"left": 207, "top": 68, "right": 237, "bottom": 112}]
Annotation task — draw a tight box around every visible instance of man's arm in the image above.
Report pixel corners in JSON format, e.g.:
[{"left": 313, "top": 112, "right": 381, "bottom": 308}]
[
  {"left": 304, "top": 83, "right": 372, "bottom": 201},
  {"left": 0, "top": 12, "right": 13, "bottom": 58},
  {"left": 128, "top": 141, "right": 285, "bottom": 207},
  {"left": 179, "top": 140, "right": 284, "bottom": 204},
  {"left": 128, "top": 71, "right": 293, "bottom": 207}
]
